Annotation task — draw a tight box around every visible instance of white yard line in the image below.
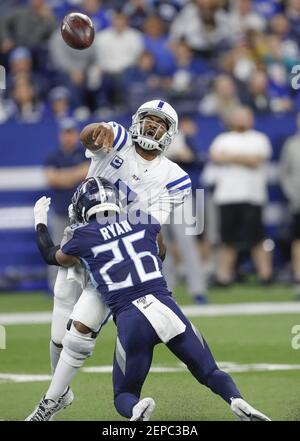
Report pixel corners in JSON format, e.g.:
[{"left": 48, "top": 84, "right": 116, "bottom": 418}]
[
  {"left": 1, "top": 361, "right": 300, "bottom": 383},
  {"left": 0, "top": 373, "right": 52, "bottom": 383},
  {"left": 0, "top": 312, "right": 52, "bottom": 325},
  {"left": 1, "top": 302, "right": 300, "bottom": 325},
  {"left": 182, "top": 302, "right": 300, "bottom": 317}
]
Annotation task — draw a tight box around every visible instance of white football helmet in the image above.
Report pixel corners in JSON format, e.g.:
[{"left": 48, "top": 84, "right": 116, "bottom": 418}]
[{"left": 129, "top": 99, "right": 178, "bottom": 152}]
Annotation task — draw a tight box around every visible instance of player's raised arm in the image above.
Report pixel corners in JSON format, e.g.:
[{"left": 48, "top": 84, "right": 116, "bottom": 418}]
[
  {"left": 80, "top": 121, "right": 129, "bottom": 154},
  {"left": 34, "top": 196, "right": 78, "bottom": 267},
  {"left": 80, "top": 122, "right": 114, "bottom": 153}
]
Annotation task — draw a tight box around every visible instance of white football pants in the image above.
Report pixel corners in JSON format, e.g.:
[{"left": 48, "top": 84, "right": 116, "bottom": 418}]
[{"left": 51, "top": 266, "right": 110, "bottom": 346}]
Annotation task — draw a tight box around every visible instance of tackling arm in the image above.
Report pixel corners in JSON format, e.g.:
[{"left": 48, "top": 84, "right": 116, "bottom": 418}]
[
  {"left": 36, "top": 223, "right": 78, "bottom": 267},
  {"left": 34, "top": 196, "right": 78, "bottom": 267}
]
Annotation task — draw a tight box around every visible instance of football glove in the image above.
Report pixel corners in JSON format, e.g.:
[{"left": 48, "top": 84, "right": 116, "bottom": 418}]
[{"left": 34, "top": 196, "right": 51, "bottom": 229}]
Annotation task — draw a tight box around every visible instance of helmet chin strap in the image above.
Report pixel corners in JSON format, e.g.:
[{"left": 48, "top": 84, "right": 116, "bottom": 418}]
[{"left": 136, "top": 135, "right": 163, "bottom": 152}]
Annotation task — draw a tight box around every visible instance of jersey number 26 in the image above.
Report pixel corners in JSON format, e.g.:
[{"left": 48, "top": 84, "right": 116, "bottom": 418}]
[{"left": 91, "top": 230, "right": 162, "bottom": 291}]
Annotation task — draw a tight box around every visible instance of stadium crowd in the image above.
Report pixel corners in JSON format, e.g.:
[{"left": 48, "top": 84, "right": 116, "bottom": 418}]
[
  {"left": 0, "top": 0, "right": 299, "bottom": 121},
  {"left": 1, "top": 0, "right": 300, "bottom": 296}
]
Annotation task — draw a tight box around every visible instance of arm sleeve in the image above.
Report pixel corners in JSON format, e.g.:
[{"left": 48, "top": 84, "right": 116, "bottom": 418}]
[
  {"left": 165, "top": 172, "right": 192, "bottom": 202},
  {"left": 110, "top": 121, "right": 129, "bottom": 152},
  {"left": 148, "top": 173, "right": 192, "bottom": 225},
  {"left": 84, "top": 121, "right": 129, "bottom": 159},
  {"left": 36, "top": 224, "right": 61, "bottom": 266}
]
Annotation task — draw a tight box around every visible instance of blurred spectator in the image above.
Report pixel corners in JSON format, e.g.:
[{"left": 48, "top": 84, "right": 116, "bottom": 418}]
[
  {"left": 94, "top": 12, "right": 144, "bottom": 74},
  {"left": 48, "top": 86, "right": 72, "bottom": 119},
  {"left": 47, "top": 84, "right": 91, "bottom": 121},
  {"left": 80, "top": 0, "right": 111, "bottom": 32},
  {"left": 7, "top": 46, "right": 49, "bottom": 99},
  {"left": 163, "top": 119, "right": 208, "bottom": 304},
  {"left": 221, "top": 40, "right": 257, "bottom": 83},
  {"left": 199, "top": 74, "right": 241, "bottom": 123},
  {"left": 46, "top": 0, "right": 74, "bottom": 20},
  {"left": 0, "top": 0, "right": 56, "bottom": 53},
  {"left": 262, "top": 34, "right": 295, "bottom": 113},
  {"left": 241, "top": 70, "right": 272, "bottom": 113},
  {"left": 209, "top": 106, "right": 273, "bottom": 285},
  {"left": 178, "top": 115, "right": 208, "bottom": 169},
  {"left": 167, "top": 41, "right": 212, "bottom": 111},
  {"left": 8, "top": 77, "right": 45, "bottom": 123},
  {"left": 286, "top": 0, "right": 300, "bottom": 44},
  {"left": 101, "top": 0, "right": 124, "bottom": 10},
  {"left": 123, "top": 0, "right": 150, "bottom": 31},
  {"left": 93, "top": 12, "right": 144, "bottom": 108},
  {"left": 279, "top": 112, "right": 300, "bottom": 296},
  {"left": 0, "top": 94, "right": 15, "bottom": 123},
  {"left": 48, "top": 27, "right": 96, "bottom": 107},
  {"left": 0, "top": 0, "right": 22, "bottom": 18},
  {"left": 252, "top": 0, "right": 283, "bottom": 20},
  {"left": 123, "top": 51, "right": 163, "bottom": 111},
  {"left": 229, "top": 0, "right": 266, "bottom": 41},
  {"left": 178, "top": 115, "right": 217, "bottom": 282},
  {"left": 143, "top": 15, "right": 174, "bottom": 76},
  {"left": 268, "top": 13, "right": 299, "bottom": 68},
  {"left": 45, "top": 117, "right": 89, "bottom": 288},
  {"left": 169, "top": 0, "right": 230, "bottom": 56},
  {"left": 149, "top": 0, "right": 184, "bottom": 27}
]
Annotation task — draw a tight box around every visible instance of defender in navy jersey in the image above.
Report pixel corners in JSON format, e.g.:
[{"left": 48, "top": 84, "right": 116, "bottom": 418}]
[
  {"left": 27, "top": 177, "right": 271, "bottom": 422},
  {"left": 62, "top": 211, "right": 169, "bottom": 315}
]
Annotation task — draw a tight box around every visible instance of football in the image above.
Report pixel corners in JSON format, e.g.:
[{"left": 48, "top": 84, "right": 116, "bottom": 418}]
[{"left": 61, "top": 12, "right": 95, "bottom": 50}]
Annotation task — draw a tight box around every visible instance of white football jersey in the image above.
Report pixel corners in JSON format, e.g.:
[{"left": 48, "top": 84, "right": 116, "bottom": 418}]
[{"left": 85, "top": 121, "right": 191, "bottom": 224}]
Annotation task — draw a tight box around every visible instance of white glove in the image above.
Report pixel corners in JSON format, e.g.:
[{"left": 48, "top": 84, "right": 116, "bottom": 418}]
[
  {"left": 68, "top": 203, "right": 76, "bottom": 224},
  {"left": 34, "top": 196, "right": 51, "bottom": 229}
]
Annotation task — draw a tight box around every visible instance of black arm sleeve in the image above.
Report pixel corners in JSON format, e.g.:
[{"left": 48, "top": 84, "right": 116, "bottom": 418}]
[{"left": 36, "top": 223, "right": 61, "bottom": 266}]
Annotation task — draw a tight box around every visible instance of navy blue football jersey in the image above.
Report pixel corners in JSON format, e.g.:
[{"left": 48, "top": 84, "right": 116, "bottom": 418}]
[{"left": 62, "top": 211, "right": 170, "bottom": 313}]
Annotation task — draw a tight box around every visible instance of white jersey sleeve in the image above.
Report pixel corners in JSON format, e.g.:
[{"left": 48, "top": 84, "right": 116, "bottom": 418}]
[
  {"left": 85, "top": 121, "right": 129, "bottom": 159},
  {"left": 149, "top": 163, "right": 192, "bottom": 224}
]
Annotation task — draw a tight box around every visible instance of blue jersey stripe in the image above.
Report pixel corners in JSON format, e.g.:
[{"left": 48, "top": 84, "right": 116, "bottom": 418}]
[
  {"left": 169, "top": 182, "right": 192, "bottom": 194},
  {"left": 166, "top": 175, "right": 189, "bottom": 190},
  {"left": 113, "top": 124, "right": 122, "bottom": 148},
  {"left": 116, "top": 130, "right": 128, "bottom": 151}
]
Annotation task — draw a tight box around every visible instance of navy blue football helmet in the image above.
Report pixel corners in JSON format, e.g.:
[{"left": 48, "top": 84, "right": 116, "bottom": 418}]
[{"left": 72, "top": 177, "right": 121, "bottom": 223}]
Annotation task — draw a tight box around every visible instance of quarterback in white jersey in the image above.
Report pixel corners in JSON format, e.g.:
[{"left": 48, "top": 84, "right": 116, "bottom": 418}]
[
  {"left": 85, "top": 106, "right": 191, "bottom": 224},
  {"left": 26, "top": 100, "right": 193, "bottom": 421}
]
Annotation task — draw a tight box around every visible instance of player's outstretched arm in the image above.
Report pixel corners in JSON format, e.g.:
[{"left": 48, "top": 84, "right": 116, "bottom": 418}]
[
  {"left": 80, "top": 122, "right": 114, "bottom": 153},
  {"left": 36, "top": 224, "right": 77, "bottom": 267}
]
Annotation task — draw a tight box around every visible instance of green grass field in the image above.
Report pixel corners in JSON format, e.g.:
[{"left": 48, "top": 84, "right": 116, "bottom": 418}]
[{"left": 0, "top": 285, "right": 300, "bottom": 421}]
